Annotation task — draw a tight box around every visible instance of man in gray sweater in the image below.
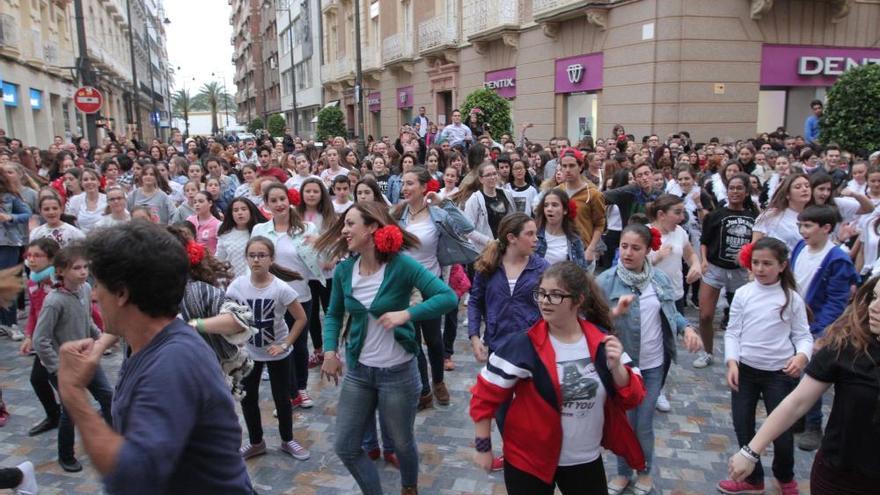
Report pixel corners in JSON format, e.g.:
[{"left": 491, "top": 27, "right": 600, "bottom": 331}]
[{"left": 33, "top": 245, "right": 113, "bottom": 473}]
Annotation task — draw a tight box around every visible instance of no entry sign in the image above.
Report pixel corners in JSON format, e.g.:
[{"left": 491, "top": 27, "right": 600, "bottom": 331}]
[{"left": 74, "top": 86, "right": 103, "bottom": 114}]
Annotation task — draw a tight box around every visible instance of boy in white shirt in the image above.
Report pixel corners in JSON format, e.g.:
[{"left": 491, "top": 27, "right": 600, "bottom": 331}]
[{"left": 331, "top": 176, "right": 355, "bottom": 214}]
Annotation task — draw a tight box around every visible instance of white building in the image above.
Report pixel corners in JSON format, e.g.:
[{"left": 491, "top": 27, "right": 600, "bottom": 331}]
[{"left": 276, "top": 0, "right": 321, "bottom": 138}]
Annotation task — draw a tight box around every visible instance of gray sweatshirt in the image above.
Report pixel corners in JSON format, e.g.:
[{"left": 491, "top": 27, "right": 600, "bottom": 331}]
[{"left": 33, "top": 283, "right": 100, "bottom": 373}]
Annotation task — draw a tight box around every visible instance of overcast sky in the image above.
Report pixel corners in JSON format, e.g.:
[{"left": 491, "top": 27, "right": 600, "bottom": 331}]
[{"left": 165, "top": 0, "right": 235, "bottom": 95}]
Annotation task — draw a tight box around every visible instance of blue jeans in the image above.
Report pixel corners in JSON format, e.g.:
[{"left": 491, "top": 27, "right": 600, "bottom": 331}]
[
  {"left": 50, "top": 367, "right": 113, "bottom": 461},
  {"left": 0, "top": 246, "right": 20, "bottom": 326},
  {"left": 334, "top": 358, "right": 421, "bottom": 494},
  {"left": 362, "top": 408, "right": 395, "bottom": 454},
  {"left": 617, "top": 365, "right": 663, "bottom": 477}
]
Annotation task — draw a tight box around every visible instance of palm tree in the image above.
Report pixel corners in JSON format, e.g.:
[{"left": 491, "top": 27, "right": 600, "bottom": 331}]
[
  {"left": 198, "top": 82, "right": 224, "bottom": 135},
  {"left": 172, "top": 89, "right": 193, "bottom": 139}
]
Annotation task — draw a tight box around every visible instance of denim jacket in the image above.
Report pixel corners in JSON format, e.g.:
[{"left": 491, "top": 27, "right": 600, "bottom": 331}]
[
  {"left": 387, "top": 175, "right": 403, "bottom": 204},
  {"left": 468, "top": 254, "right": 550, "bottom": 352},
  {"left": 0, "top": 192, "right": 33, "bottom": 246},
  {"left": 535, "top": 227, "right": 589, "bottom": 271},
  {"left": 398, "top": 199, "right": 475, "bottom": 239},
  {"left": 596, "top": 267, "right": 688, "bottom": 370}
]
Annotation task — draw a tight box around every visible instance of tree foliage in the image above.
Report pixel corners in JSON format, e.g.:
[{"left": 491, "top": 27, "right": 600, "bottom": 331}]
[
  {"left": 247, "top": 118, "right": 264, "bottom": 134},
  {"left": 316, "top": 105, "right": 346, "bottom": 143},
  {"left": 197, "top": 82, "right": 225, "bottom": 134},
  {"left": 460, "top": 87, "right": 513, "bottom": 139},
  {"left": 171, "top": 89, "right": 192, "bottom": 137},
  {"left": 267, "top": 114, "right": 286, "bottom": 138},
  {"left": 820, "top": 64, "right": 880, "bottom": 154}
]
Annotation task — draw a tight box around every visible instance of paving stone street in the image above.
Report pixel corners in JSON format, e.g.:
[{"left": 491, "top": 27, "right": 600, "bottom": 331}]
[{"left": 0, "top": 306, "right": 821, "bottom": 494}]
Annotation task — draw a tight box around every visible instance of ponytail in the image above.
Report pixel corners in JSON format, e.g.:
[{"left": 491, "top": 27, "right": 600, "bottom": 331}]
[
  {"left": 269, "top": 263, "right": 303, "bottom": 282},
  {"left": 474, "top": 239, "right": 504, "bottom": 276}
]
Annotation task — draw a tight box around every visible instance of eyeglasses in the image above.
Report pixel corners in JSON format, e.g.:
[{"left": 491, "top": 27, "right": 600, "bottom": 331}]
[
  {"left": 247, "top": 253, "right": 270, "bottom": 260},
  {"left": 532, "top": 290, "right": 574, "bottom": 305}
]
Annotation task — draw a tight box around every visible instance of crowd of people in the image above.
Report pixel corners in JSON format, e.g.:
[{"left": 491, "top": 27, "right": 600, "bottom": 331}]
[{"left": 0, "top": 108, "right": 878, "bottom": 495}]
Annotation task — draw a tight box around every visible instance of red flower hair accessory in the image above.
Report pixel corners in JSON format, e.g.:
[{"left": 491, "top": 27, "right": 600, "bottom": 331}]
[
  {"left": 373, "top": 225, "right": 404, "bottom": 254},
  {"left": 648, "top": 227, "right": 663, "bottom": 251},
  {"left": 287, "top": 188, "right": 301, "bottom": 206},
  {"left": 566, "top": 199, "right": 578, "bottom": 220},
  {"left": 426, "top": 178, "right": 441, "bottom": 193},
  {"left": 738, "top": 242, "right": 755, "bottom": 270},
  {"left": 186, "top": 241, "right": 206, "bottom": 266}
]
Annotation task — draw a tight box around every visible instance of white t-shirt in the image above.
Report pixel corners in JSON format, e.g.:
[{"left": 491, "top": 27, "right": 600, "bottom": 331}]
[
  {"left": 606, "top": 205, "right": 622, "bottom": 231},
  {"left": 65, "top": 193, "right": 107, "bottom": 233},
  {"left": 859, "top": 216, "right": 880, "bottom": 275},
  {"left": 832, "top": 196, "right": 861, "bottom": 225},
  {"left": 29, "top": 222, "right": 86, "bottom": 247},
  {"left": 794, "top": 239, "right": 834, "bottom": 295},
  {"left": 404, "top": 217, "right": 440, "bottom": 276},
  {"left": 754, "top": 208, "right": 802, "bottom": 252},
  {"left": 543, "top": 231, "right": 568, "bottom": 265},
  {"left": 504, "top": 183, "right": 539, "bottom": 216},
  {"left": 507, "top": 277, "right": 518, "bottom": 295},
  {"left": 226, "top": 275, "right": 298, "bottom": 362},
  {"left": 549, "top": 334, "right": 606, "bottom": 466},
  {"left": 333, "top": 199, "right": 354, "bottom": 214},
  {"left": 650, "top": 225, "right": 689, "bottom": 299},
  {"left": 353, "top": 260, "right": 411, "bottom": 368},
  {"left": 320, "top": 167, "right": 349, "bottom": 188},
  {"left": 251, "top": 221, "right": 318, "bottom": 303},
  {"left": 638, "top": 284, "right": 664, "bottom": 370}
]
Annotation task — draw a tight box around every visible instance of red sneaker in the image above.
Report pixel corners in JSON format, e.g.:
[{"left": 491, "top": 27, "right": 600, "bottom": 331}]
[
  {"left": 777, "top": 480, "right": 800, "bottom": 495},
  {"left": 308, "top": 352, "right": 324, "bottom": 369},
  {"left": 366, "top": 447, "right": 380, "bottom": 460},
  {"left": 491, "top": 455, "right": 504, "bottom": 472},
  {"left": 717, "top": 479, "right": 765, "bottom": 494},
  {"left": 383, "top": 451, "right": 400, "bottom": 469},
  {"left": 291, "top": 390, "right": 314, "bottom": 409}
]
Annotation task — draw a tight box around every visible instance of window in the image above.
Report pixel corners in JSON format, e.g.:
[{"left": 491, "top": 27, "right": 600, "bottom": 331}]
[
  {"left": 295, "top": 59, "right": 312, "bottom": 91},
  {"left": 281, "top": 69, "right": 290, "bottom": 96}
]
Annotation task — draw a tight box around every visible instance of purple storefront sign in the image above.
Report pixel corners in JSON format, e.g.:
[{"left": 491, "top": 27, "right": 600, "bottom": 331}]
[
  {"left": 368, "top": 91, "right": 381, "bottom": 112},
  {"left": 396, "top": 86, "right": 413, "bottom": 109},
  {"left": 554, "top": 52, "right": 603, "bottom": 94},
  {"left": 761, "top": 44, "right": 880, "bottom": 87},
  {"left": 484, "top": 68, "right": 516, "bottom": 99}
]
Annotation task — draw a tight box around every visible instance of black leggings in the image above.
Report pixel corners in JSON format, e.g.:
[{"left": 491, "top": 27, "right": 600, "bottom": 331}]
[
  {"left": 415, "top": 316, "right": 444, "bottom": 395},
  {"left": 307, "top": 279, "right": 331, "bottom": 351},
  {"left": 0, "top": 467, "right": 22, "bottom": 489},
  {"left": 31, "top": 356, "right": 60, "bottom": 420},
  {"left": 442, "top": 303, "right": 458, "bottom": 358},
  {"left": 283, "top": 301, "right": 311, "bottom": 394},
  {"left": 504, "top": 458, "right": 607, "bottom": 495},
  {"left": 241, "top": 359, "right": 293, "bottom": 445}
]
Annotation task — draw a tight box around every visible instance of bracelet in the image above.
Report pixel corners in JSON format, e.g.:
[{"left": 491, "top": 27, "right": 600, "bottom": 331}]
[
  {"left": 195, "top": 318, "right": 206, "bottom": 333},
  {"left": 474, "top": 436, "right": 492, "bottom": 453},
  {"left": 738, "top": 446, "right": 760, "bottom": 463}
]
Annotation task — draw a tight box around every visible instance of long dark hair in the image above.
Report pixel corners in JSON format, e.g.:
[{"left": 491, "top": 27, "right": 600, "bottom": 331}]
[
  {"left": 821, "top": 275, "right": 877, "bottom": 361},
  {"left": 392, "top": 167, "right": 432, "bottom": 219},
  {"left": 728, "top": 173, "right": 760, "bottom": 215},
  {"left": 750, "top": 237, "right": 798, "bottom": 321},
  {"left": 474, "top": 213, "right": 534, "bottom": 276},
  {"left": 218, "top": 197, "right": 267, "bottom": 236},
  {"left": 354, "top": 178, "right": 384, "bottom": 203},
  {"left": 262, "top": 183, "right": 305, "bottom": 235},
  {"left": 313, "top": 201, "right": 420, "bottom": 264},
  {"left": 534, "top": 189, "right": 581, "bottom": 240},
  {"left": 166, "top": 225, "right": 232, "bottom": 286},
  {"left": 296, "top": 177, "right": 337, "bottom": 230},
  {"left": 540, "top": 261, "right": 615, "bottom": 332},
  {"left": 246, "top": 236, "right": 302, "bottom": 282},
  {"left": 646, "top": 194, "right": 684, "bottom": 221}
]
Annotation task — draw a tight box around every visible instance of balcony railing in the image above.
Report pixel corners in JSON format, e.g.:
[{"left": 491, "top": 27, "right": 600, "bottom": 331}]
[
  {"left": 418, "top": 0, "right": 460, "bottom": 54},
  {"left": 462, "top": 0, "right": 520, "bottom": 40},
  {"left": 320, "top": 56, "right": 351, "bottom": 83},
  {"left": 383, "top": 32, "right": 414, "bottom": 65},
  {"left": 533, "top": 0, "right": 598, "bottom": 21},
  {"left": 0, "top": 14, "right": 18, "bottom": 48}
]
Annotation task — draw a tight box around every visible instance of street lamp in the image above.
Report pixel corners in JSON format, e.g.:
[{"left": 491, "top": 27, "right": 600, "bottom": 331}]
[{"left": 263, "top": 0, "right": 298, "bottom": 136}]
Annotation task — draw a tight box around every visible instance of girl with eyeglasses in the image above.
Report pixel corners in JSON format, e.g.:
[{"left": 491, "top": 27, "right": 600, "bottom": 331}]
[
  {"left": 461, "top": 163, "right": 516, "bottom": 251},
  {"left": 226, "top": 236, "right": 310, "bottom": 462},
  {"left": 470, "top": 261, "right": 645, "bottom": 494},
  {"left": 95, "top": 186, "right": 130, "bottom": 228},
  {"left": 597, "top": 215, "right": 703, "bottom": 495}
]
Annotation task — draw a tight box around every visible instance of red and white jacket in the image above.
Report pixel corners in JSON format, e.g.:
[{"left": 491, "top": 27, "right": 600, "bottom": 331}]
[{"left": 470, "top": 318, "right": 646, "bottom": 484}]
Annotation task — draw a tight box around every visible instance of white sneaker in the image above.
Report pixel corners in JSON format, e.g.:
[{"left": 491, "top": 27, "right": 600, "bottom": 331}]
[
  {"left": 655, "top": 392, "right": 671, "bottom": 412},
  {"left": 692, "top": 351, "right": 713, "bottom": 368},
  {"left": 9, "top": 325, "right": 24, "bottom": 342},
  {"left": 261, "top": 369, "right": 269, "bottom": 381},
  {"left": 15, "top": 461, "right": 38, "bottom": 495}
]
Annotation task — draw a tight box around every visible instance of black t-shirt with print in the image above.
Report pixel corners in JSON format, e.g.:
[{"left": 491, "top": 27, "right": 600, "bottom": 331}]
[
  {"left": 700, "top": 206, "right": 757, "bottom": 269},
  {"left": 805, "top": 340, "right": 880, "bottom": 479},
  {"left": 482, "top": 190, "right": 510, "bottom": 238},
  {"left": 373, "top": 173, "right": 390, "bottom": 196}
]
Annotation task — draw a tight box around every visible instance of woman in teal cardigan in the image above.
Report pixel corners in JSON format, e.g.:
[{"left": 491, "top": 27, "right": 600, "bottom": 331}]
[{"left": 315, "top": 201, "right": 457, "bottom": 495}]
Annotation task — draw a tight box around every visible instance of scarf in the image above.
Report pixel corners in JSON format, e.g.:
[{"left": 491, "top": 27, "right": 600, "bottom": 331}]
[
  {"left": 616, "top": 258, "right": 654, "bottom": 293},
  {"left": 29, "top": 266, "right": 55, "bottom": 283}
]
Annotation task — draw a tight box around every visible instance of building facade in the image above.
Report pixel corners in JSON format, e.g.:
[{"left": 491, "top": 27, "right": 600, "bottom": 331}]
[
  {"left": 276, "top": 0, "right": 322, "bottom": 137},
  {"left": 320, "top": 0, "right": 880, "bottom": 144},
  {"left": 260, "top": 1, "right": 281, "bottom": 123},
  {"left": 130, "top": 0, "right": 174, "bottom": 141},
  {"left": 231, "top": 0, "right": 266, "bottom": 126},
  {"left": 1, "top": 0, "right": 173, "bottom": 146}
]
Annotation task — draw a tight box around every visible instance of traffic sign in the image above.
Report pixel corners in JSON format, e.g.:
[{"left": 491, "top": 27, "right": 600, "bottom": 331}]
[{"left": 73, "top": 86, "right": 103, "bottom": 114}]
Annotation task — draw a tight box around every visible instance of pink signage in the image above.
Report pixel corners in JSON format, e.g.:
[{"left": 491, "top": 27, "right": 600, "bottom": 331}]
[
  {"left": 368, "top": 91, "right": 381, "bottom": 112},
  {"left": 554, "top": 53, "right": 603, "bottom": 94},
  {"left": 485, "top": 68, "right": 516, "bottom": 99},
  {"left": 761, "top": 44, "right": 880, "bottom": 87},
  {"left": 396, "top": 86, "right": 413, "bottom": 109}
]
